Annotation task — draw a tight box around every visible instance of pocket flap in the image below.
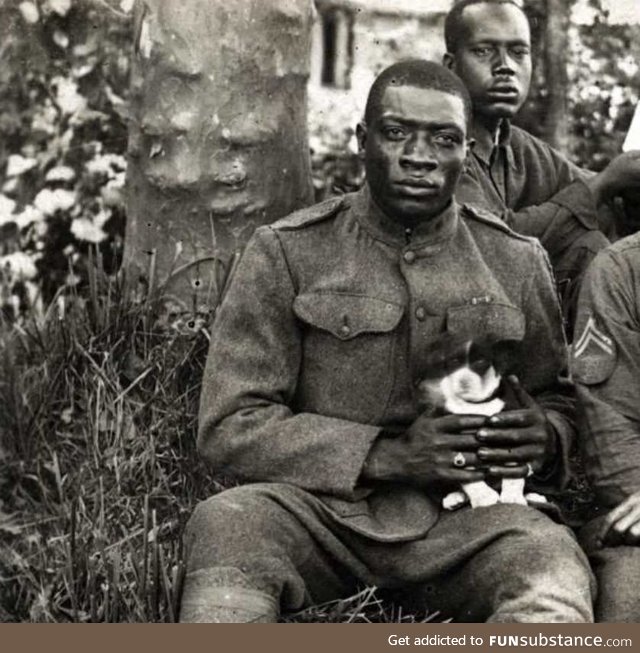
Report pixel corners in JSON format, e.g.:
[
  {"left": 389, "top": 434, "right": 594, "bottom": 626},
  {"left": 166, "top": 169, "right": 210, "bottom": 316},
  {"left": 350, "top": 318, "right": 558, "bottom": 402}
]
[
  {"left": 293, "top": 292, "right": 404, "bottom": 340},
  {"left": 447, "top": 302, "right": 525, "bottom": 342}
]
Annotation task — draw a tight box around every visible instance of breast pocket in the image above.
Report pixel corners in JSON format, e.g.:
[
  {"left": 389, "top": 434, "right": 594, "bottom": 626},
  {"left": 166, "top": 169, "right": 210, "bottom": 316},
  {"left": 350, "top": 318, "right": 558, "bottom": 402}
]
[{"left": 293, "top": 292, "right": 404, "bottom": 423}]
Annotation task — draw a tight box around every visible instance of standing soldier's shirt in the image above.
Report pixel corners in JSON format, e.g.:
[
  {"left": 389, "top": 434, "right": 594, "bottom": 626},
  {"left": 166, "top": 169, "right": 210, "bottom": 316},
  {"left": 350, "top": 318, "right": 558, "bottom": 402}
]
[
  {"left": 198, "top": 187, "right": 575, "bottom": 540},
  {"left": 573, "top": 232, "right": 640, "bottom": 509},
  {"left": 456, "top": 122, "right": 609, "bottom": 331}
]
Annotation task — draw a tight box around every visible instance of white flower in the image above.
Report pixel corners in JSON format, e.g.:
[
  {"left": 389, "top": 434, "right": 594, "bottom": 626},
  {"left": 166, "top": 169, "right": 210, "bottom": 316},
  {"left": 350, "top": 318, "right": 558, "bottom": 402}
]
[
  {"left": 31, "top": 102, "right": 58, "bottom": 135},
  {"left": 13, "top": 206, "right": 44, "bottom": 230},
  {"left": 48, "top": 0, "right": 72, "bottom": 17},
  {"left": 2, "top": 178, "right": 18, "bottom": 194},
  {"left": 53, "top": 76, "right": 87, "bottom": 116},
  {"left": 34, "top": 188, "right": 76, "bottom": 215},
  {"left": 0, "top": 195, "right": 16, "bottom": 225},
  {"left": 71, "top": 218, "right": 106, "bottom": 243},
  {"left": 120, "top": 0, "right": 135, "bottom": 12},
  {"left": 0, "top": 252, "right": 38, "bottom": 280},
  {"left": 93, "top": 208, "right": 111, "bottom": 228},
  {"left": 45, "top": 166, "right": 76, "bottom": 183},
  {"left": 19, "top": 2, "right": 39, "bottom": 23},
  {"left": 86, "top": 153, "right": 127, "bottom": 177},
  {"left": 7, "top": 154, "right": 38, "bottom": 177},
  {"left": 53, "top": 30, "right": 69, "bottom": 49}
]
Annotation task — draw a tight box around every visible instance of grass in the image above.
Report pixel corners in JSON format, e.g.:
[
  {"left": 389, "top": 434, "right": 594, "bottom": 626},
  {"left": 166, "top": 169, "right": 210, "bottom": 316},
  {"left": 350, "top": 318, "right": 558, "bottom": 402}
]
[
  {"left": 0, "top": 255, "right": 444, "bottom": 623},
  {"left": 0, "top": 253, "right": 224, "bottom": 622}
]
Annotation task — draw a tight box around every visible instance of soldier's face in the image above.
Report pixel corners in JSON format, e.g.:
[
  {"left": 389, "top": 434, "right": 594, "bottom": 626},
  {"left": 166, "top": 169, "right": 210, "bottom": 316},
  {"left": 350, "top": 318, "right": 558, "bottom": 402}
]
[
  {"left": 446, "top": 3, "right": 532, "bottom": 124},
  {"left": 357, "top": 85, "right": 468, "bottom": 223}
]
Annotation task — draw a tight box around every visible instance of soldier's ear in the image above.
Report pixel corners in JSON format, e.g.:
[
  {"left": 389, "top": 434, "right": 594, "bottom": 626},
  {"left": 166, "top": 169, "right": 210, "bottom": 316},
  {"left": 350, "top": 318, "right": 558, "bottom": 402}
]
[
  {"left": 356, "top": 122, "right": 367, "bottom": 160},
  {"left": 465, "top": 137, "right": 476, "bottom": 159},
  {"left": 443, "top": 52, "right": 455, "bottom": 70}
]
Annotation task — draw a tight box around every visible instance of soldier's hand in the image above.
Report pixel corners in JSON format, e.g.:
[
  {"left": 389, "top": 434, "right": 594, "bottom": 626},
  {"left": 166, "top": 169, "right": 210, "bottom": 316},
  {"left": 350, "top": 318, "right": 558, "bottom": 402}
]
[
  {"left": 589, "top": 150, "right": 640, "bottom": 204},
  {"left": 473, "top": 375, "right": 556, "bottom": 478},
  {"left": 601, "top": 491, "right": 640, "bottom": 547},
  {"left": 362, "top": 413, "right": 487, "bottom": 491}
]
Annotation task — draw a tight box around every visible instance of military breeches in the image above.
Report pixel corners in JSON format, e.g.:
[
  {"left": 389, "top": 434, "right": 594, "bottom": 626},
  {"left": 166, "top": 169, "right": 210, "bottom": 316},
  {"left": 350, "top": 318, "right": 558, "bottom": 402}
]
[{"left": 180, "top": 484, "right": 595, "bottom": 623}]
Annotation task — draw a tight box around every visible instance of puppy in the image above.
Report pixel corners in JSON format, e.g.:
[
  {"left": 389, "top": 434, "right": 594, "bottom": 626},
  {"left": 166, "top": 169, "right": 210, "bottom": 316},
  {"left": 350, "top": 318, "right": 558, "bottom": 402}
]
[{"left": 417, "top": 337, "right": 545, "bottom": 510}]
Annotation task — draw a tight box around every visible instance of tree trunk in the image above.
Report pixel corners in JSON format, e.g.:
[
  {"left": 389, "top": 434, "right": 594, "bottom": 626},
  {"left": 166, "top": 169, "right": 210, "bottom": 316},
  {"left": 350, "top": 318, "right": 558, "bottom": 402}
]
[
  {"left": 125, "top": 0, "right": 315, "bottom": 312},
  {"left": 542, "top": 0, "right": 571, "bottom": 151}
]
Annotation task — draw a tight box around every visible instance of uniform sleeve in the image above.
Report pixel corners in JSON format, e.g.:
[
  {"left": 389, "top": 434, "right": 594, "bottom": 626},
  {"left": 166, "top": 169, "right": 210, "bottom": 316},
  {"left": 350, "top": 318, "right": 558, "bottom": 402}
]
[
  {"left": 197, "top": 226, "right": 381, "bottom": 500},
  {"left": 519, "top": 241, "right": 577, "bottom": 491},
  {"left": 573, "top": 249, "right": 640, "bottom": 509},
  {"left": 500, "top": 136, "right": 603, "bottom": 265}
]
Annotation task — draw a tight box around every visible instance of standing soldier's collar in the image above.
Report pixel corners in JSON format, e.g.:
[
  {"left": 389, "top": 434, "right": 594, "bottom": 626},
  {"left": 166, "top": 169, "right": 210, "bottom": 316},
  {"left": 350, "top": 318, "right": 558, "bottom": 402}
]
[
  {"left": 470, "top": 119, "right": 516, "bottom": 171},
  {"left": 353, "top": 186, "right": 459, "bottom": 248}
]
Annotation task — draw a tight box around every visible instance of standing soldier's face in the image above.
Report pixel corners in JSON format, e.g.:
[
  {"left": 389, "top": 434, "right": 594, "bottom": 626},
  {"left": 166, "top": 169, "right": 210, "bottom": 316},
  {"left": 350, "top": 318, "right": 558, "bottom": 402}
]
[
  {"left": 357, "top": 85, "right": 468, "bottom": 224},
  {"left": 445, "top": 3, "right": 532, "bottom": 124}
]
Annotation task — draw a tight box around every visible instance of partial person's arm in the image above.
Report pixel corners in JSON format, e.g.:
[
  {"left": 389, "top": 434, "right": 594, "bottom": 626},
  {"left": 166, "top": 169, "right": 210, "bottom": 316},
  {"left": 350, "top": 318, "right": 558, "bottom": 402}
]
[
  {"left": 574, "top": 244, "right": 640, "bottom": 544},
  {"left": 197, "top": 226, "right": 382, "bottom": 501},
  {"left": 574, "top": 247, "right": 640, "bottom": 509}
]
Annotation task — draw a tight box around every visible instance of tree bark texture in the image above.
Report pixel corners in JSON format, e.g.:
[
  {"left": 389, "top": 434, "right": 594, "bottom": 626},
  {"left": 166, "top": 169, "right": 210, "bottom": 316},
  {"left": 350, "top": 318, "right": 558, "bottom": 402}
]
[
  {"left": 542, "top": 0, "right": 571, "bottom": 152},
  {"left": 125, "top": 0, "right": 315, "bottom": 312}
]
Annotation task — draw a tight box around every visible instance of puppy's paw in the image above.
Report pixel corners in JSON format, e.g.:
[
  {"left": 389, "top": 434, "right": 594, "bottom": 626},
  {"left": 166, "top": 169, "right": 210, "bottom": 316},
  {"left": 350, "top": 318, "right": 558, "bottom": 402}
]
[
  {"left": 524, "top": 492, "right": 548, "bottom": 504},
  {"left": 464, "top": 481, "right": 500, "bottom": 508},
  {"left": 442, "top": 491, "right": 468, "bottom": 511},
  {"left": 499, "top": 478, "right": 527, "bottom": 505}
]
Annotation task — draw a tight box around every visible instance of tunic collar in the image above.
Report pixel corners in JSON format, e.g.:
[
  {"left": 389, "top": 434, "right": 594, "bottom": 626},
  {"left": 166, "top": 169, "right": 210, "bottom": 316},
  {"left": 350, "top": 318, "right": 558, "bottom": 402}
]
[
  {"left": 470, "top": 119, "right": 516, "bottom": 171},
  {"left": 353, "top": 185, "right": 459, "bottom": 248}
]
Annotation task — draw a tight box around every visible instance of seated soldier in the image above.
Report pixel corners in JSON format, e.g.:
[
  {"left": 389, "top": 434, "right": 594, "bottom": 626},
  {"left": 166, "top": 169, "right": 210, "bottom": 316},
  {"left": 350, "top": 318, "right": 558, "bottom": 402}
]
[
  {"left": 179, "top": 60, "right": 594, "bottom": 623},
  {"left": 443, "top": 0, "right": 640, "bottom": 332},
  {"left": 573, "top": 235, "right": 640, "bottom": 622}
]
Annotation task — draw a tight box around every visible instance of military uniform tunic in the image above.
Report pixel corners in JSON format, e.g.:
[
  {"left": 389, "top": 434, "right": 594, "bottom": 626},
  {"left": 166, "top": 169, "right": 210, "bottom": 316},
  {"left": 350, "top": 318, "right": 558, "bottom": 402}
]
[
  {"left": 573, "top": 233, "right": 640, "bottom": 621},
  {"left": 182, "top": 188, "right": 594, "bottom": 622}
]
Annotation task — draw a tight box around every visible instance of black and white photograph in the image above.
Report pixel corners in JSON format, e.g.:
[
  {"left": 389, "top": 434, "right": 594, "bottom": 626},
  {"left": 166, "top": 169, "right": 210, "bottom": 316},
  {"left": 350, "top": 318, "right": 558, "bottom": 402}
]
[{"left": 1, "top": 0, "right": 640, "bottom": 626}]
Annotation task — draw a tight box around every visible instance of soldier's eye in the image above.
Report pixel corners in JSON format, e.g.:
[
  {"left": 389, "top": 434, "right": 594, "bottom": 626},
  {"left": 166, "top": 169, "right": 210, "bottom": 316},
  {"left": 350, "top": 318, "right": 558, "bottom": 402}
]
[
  {"left": 510, "top": 46, "right": 530, "bottom": 59},
  {"left": 434, "top": 133, "right": 460, "bottom": 148},
  {"left": 384, "top": 127, "right": 406, "bottom": 140},
  {"left": 472, "top": 46, "right": 493, "bottom": 57}
]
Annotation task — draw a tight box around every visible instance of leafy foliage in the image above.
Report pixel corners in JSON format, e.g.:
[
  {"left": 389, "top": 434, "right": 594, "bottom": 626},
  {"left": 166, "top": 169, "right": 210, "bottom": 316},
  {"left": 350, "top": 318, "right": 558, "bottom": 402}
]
[{"left": 0, "top": 0, "right": 131, "bottom": 320}]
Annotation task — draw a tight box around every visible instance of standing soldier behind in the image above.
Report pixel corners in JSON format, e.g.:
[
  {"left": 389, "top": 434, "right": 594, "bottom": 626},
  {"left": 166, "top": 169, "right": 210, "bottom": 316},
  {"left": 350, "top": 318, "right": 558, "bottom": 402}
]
[
  {"left": 178, "top": 60, "right": 594, "bottom": 623},
  {"left": 573, "top": 234, "right": 640, "bottom": 622},
  {"left": 443, "top": 0, "right": 640, "bottom": 332}
]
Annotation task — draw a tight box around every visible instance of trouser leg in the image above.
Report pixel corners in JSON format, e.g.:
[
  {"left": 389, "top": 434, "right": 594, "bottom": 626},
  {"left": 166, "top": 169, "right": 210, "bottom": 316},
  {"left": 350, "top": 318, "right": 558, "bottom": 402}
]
[
  {"left": 179, "top": 485, "right": 358, "bottom": 622},
  {"left": 366, "top": 505, "right": 595, "bottom": 623},
  {"left": 590, "top": 546, "right": 640, "bottom": 622}
]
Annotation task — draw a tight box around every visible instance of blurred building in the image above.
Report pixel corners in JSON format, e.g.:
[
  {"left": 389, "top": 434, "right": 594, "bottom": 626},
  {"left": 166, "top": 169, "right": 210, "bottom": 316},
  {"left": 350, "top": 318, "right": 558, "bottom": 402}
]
[{"left": 310, "top": 0, "right": 454, "bottom": 110}]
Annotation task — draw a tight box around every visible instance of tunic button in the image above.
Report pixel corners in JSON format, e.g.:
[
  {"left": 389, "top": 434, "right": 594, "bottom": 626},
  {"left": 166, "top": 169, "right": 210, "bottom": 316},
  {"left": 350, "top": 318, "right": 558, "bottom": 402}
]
[
  {"left": 340, "top": 324, "right": 351, "bottom": 337},
  {"left": 415, "top": 306, "right": 426, "bottom": 321},
  {"left": 403, "top": 250, "right": 416, "bottom": 264}
]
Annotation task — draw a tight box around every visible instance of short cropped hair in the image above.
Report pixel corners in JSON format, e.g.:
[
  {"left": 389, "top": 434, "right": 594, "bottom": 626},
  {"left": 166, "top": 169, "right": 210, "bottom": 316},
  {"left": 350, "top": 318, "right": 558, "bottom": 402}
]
[
  {"left": 364, "top": 59, "right": 472, "bottom": 126},
  {"left": 444, "top": 0, "right": 528, "bottom": 53}
]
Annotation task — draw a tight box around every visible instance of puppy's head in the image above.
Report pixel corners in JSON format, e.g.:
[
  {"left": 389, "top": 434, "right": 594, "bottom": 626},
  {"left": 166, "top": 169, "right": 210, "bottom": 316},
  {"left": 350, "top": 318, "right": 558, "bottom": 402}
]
[{"left": 416, "top": 336, "right": 503, "bottom": 414}]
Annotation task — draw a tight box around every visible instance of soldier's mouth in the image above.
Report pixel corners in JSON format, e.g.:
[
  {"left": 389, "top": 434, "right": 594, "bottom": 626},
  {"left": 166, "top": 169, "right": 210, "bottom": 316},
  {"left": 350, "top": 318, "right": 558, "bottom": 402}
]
[
  {"left": 487, "top": 86, "right": 519, "bottom": 100},
  {"left": 394, "top": 181, "right": 440, "bottom": 197}
]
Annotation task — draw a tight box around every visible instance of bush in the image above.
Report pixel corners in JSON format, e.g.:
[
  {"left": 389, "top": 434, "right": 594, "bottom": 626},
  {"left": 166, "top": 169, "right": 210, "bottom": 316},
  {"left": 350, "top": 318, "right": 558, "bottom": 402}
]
[{"left": 0, "top": 0, "right": 131, "bottom": 320}]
